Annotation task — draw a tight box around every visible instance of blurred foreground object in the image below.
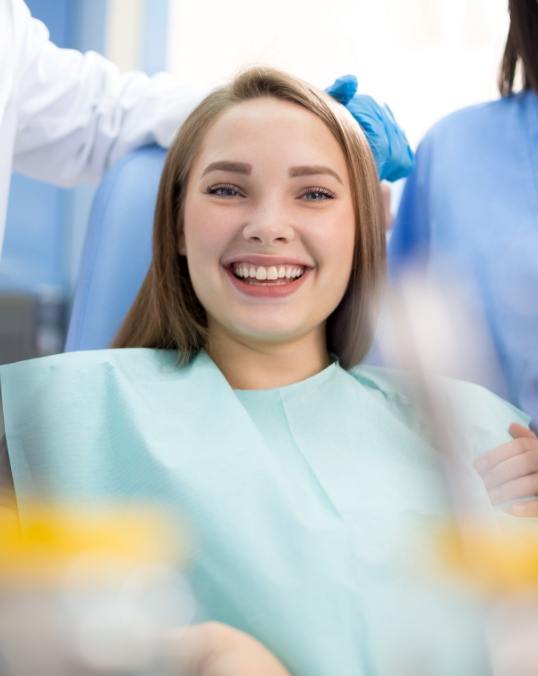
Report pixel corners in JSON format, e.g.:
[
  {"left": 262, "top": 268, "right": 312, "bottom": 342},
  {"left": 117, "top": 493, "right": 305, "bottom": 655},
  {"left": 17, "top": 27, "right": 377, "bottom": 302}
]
[
  {"left": 376, "top": 267, "right": 511, "bottom": 517},
  {"left": 0, "top": 504, "right": 193, "bottom": 676},
  {"left": 440, "top": 520, "right": 538, "bottom": 594},
  {"left": 441, "top": 520, "right": 538, "bottom": 676},
  {"left": 377, "top": 267, "right": 538, "bottom": 676}
]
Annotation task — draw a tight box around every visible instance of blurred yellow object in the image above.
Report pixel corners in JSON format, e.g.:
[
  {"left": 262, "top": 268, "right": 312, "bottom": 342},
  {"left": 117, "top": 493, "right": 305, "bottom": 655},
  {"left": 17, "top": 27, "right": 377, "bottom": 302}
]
[
  {"left": 439, "top": 520, "right": 538, "bottom": 594},
  {"left": 0, "top": 503, "right": 186, "bottom": 583}
]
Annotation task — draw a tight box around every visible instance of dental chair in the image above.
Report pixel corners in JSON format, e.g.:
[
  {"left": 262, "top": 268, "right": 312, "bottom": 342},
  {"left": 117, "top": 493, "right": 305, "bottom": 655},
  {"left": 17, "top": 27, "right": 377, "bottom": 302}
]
[{"left": 65, "top": 146, "right": 166, "bottom": 351}]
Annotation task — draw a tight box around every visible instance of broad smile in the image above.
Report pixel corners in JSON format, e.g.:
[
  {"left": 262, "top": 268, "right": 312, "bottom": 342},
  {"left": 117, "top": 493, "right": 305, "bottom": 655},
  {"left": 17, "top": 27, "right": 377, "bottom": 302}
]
[{"left": 222, "top": 256, "right": 313, "bottom": 298}]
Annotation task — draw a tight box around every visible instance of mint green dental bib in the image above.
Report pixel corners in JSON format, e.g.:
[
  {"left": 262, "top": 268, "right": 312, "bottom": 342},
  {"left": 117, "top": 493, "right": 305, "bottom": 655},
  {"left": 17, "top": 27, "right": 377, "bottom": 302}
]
[{"left": 0, "top": 349, "right": 529, "bottom": 675}]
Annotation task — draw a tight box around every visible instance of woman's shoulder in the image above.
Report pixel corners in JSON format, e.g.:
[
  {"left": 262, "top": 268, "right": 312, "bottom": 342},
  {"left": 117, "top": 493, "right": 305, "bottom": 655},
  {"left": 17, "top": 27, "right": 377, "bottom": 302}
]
[
  {"left": 0, "top": 348, "right": 223, "bottom": 427},
  {"left": 0, "top": 349, "right": 190, "bottom": 420},
  {"left": 352, "top": 363, "right": 494, "bottom": 394},
  {"left": 0, "top": 348, "right": 180, "bottom": 381},
  {"left": 351, "top": 363, "right": 527, "bottom": 413},
  {"left": 347, "top": 364, "right": 419, "bottom": 430},
  {"left": 349, "top": 363, "right": 408, "bottom": 397},
  {"left": 349, "top": 364, "right": 531, "bottom": 452}
]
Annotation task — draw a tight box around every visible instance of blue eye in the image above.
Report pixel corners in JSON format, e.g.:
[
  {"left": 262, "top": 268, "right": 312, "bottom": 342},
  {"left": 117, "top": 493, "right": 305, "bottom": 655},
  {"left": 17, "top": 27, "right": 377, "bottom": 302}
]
[
  {"left": 300, "top": 187, "right": 335, "bottom": 201},
  {"left": 206, "top": 183, "right": 244, "bottom": 198}
]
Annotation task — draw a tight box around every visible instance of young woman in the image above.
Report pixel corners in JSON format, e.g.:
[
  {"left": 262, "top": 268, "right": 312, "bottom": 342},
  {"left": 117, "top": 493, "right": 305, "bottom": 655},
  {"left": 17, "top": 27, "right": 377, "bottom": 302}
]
[{"left": 1, "top": 67, "right": 536, "bottom": 675}]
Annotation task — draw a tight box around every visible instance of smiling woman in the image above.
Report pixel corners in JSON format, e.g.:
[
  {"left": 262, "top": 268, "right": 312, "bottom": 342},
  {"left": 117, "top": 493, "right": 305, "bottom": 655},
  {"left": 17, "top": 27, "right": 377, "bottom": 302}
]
[
  {"left": 113, "top": 67, "right": 385, "bottom": 382},
  {"left": 181, "top": 95, "right": 358, "bottom": 378},
  {"left": 0, "top": 67, "right": 534, "bottom": 676}
]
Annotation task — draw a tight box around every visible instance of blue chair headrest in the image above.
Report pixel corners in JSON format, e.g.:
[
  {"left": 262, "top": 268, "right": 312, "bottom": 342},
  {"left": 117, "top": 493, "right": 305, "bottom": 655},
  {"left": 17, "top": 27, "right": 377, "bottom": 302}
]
[{"left": 65, "top": 146, "right": 166, "bottom": 351}]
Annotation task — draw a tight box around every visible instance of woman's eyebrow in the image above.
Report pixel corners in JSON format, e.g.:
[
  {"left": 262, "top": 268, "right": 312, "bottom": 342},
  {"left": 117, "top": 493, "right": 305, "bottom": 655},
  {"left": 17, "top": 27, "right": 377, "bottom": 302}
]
[
  {"left": 200, "top": 161, "right": 342, "bottom": 185},
  {"left": 202, "top": 161, "right": 252, "bottom": 176},
  {"left": 289, "top": 165, "right": 343, "bottom": 184}
]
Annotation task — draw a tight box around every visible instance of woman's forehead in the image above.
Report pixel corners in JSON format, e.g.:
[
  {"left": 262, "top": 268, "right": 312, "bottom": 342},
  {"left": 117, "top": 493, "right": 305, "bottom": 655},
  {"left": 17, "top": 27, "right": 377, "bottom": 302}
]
[{"left": 194, "top": 97, "right": 348, "bottom": 174}]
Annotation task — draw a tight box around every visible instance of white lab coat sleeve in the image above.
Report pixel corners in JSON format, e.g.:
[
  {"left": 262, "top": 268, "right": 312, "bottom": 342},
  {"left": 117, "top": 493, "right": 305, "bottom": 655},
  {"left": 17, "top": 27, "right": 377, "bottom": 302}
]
[{"left": 11, "top": 0, "right": 205, "bottom": 186}]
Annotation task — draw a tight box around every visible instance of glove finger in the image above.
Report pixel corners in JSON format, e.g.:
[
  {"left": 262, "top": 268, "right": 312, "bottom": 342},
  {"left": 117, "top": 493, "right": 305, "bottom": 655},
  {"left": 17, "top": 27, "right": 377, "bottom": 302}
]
[
  {"left": 329, "top": 85, "right": 415, "bottom": 182},
  {"left": 325, "top": 75, "right": 358, "bottom": 105}
]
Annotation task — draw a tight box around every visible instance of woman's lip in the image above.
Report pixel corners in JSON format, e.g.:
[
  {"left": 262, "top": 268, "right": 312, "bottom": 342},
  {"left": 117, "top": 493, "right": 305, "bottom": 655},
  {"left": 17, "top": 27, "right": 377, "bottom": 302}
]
[
  {"left": 222, "top": 254, "right": 313, "bottom": 268},
  {"left": 223, "top": 265, "right": 310, "bottom": 299}
]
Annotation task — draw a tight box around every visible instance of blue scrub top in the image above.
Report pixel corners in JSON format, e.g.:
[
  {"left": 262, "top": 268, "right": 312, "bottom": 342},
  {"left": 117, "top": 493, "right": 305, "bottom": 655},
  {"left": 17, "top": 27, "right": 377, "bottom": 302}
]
[{"left": 389, "top": 91, "right": 538, "bottom": 427}]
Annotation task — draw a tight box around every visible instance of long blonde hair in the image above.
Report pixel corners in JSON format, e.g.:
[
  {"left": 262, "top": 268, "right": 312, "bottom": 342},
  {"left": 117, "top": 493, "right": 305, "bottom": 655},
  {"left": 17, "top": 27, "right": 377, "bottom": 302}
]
[{"left": 113, "top": 67, "right": 386, "bottom": 369}]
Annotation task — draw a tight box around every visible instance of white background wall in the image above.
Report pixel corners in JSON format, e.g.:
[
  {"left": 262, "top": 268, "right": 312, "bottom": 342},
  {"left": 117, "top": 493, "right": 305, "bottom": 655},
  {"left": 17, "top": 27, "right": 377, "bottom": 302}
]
[
  {"left": 167, "top": 0, "right": 510, "bottom": 147},
  {"left": 105, "top": 0, "right": 143, "bottom": 71}
]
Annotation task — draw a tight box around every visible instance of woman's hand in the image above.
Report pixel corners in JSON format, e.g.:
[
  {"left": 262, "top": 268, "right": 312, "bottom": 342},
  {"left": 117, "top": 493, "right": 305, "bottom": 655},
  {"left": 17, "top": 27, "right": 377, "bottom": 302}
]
[
  {"left": 162, "top": 621, "right": 290, "bottom": 676},
  {"left": 474, "top": 423, "right": 538, "bottom": 516}
]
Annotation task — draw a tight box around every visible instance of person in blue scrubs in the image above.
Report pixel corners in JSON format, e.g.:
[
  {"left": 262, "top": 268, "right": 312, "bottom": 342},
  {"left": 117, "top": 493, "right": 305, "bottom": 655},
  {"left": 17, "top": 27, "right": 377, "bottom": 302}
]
[
  {"left": 2, "top": 67, "right": 538, "bottom": 674},
  {"left": 389, "top": 0, "right": 538, "bottom": 431}
]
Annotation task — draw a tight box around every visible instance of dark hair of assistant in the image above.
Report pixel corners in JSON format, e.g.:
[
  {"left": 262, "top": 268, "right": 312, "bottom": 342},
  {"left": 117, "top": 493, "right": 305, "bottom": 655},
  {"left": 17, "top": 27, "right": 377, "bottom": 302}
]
[{"left": 499, "top": 0, "right": 538, "bottom": 95}]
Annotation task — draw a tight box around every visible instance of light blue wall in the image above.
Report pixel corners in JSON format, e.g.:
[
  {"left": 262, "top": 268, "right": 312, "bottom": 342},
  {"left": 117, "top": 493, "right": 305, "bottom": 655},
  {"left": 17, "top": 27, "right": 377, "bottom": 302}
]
[
  {"left": 141, "top": 0, "right": 170, "bottom": 75},
  {"left": 70, "top": 0, "right": 106, "bottom": 53},
  {"left": 2, "top": 174, "right": 68, "bottom": 291}
]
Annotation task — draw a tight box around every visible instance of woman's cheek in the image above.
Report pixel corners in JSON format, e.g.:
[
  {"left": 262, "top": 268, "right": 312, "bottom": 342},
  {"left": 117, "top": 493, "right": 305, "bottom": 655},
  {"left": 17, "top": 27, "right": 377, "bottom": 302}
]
[{"left": 185, "top": 217, "right": 229, "bottom": 261}]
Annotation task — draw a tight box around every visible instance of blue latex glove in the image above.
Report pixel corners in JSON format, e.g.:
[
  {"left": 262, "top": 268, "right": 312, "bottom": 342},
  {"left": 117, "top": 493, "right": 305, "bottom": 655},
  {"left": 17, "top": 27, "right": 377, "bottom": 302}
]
[{"left": 326, "top": 75, "right": 414, "bottom": 182}]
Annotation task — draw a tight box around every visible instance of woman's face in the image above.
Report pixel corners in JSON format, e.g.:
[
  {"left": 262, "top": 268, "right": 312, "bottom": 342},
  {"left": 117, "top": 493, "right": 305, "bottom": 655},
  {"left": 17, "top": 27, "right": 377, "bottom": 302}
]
[{"left": 182, "top": 97, "right": 356, "bottom": 349}]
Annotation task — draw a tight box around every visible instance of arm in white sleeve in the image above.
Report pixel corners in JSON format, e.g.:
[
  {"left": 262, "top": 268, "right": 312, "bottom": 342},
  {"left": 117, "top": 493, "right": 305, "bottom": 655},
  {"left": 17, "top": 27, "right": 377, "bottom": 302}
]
[{"left": 11, "top": 0, "right": 204, "bottom": 186}]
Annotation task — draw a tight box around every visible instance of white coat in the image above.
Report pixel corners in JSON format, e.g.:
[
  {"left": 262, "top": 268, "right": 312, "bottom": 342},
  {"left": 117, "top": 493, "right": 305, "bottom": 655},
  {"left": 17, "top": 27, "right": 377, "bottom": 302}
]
[{"left": 0, "top": 0, "right": 203, "bottom": 252}]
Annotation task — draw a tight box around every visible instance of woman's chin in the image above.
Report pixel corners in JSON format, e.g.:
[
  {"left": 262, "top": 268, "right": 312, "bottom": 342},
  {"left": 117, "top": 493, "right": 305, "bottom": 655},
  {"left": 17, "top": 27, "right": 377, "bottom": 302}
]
[
  {"left": 236, "top": 327, "right": 302, "bottom": 346},
  {"left": 222, "top": 317, "right": 309, "bottom": 347}
]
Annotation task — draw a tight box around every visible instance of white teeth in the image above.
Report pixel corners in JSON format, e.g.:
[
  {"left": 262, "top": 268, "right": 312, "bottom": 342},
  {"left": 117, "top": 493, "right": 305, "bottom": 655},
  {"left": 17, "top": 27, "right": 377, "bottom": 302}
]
[
  {"left": 285, "top": 266, "right": 302, "bottom": 279},
  {"left": 231, "top": 262, "right": 305, "bottom": 280}
]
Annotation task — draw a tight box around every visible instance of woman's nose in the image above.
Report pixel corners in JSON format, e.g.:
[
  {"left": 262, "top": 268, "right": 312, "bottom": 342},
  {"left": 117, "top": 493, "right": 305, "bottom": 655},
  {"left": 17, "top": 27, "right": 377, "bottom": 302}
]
[{"left": 242, "top": 204, "right": 295, "bottom": 245}]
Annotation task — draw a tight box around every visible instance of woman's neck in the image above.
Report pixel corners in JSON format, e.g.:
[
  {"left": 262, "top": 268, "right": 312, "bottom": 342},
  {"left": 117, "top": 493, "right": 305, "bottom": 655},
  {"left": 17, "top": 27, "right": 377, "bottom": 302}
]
[{"left": 206, "top": 325, "right": 330, "bottom": 390}]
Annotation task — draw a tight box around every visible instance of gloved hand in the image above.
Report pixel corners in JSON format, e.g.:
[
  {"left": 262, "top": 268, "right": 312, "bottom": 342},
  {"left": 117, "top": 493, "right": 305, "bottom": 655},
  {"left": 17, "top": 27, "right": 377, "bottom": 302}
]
[{"left": 326, "top": 75, "right": 414, "bottom": 182}]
